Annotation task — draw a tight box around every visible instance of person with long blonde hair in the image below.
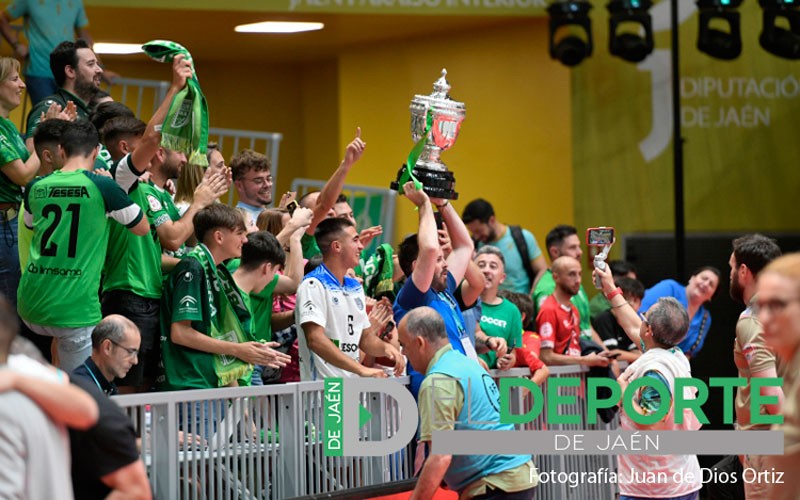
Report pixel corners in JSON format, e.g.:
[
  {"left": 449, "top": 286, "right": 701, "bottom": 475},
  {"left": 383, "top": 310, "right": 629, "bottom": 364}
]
[{"left": 0, "top": 57, "right": 40, "bottom": 306}]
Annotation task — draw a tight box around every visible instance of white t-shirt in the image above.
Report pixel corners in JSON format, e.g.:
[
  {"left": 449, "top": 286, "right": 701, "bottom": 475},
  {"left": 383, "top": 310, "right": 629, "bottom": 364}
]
[{"left": 296, "top": 263, "right": 369, "bottom": 381}]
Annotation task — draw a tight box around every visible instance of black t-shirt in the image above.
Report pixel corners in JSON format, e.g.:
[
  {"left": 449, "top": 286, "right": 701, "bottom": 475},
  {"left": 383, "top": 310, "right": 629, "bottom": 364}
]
[
  {"left": 591, "top": 309, "right": 636, "bottom": 352},
  {"left": 69, "top": 376, "right": 142, "bottom": 500}
]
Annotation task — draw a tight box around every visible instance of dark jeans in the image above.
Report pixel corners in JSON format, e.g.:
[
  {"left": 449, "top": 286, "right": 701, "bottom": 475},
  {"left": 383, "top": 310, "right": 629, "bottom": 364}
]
[
  {"left": 101, "top": 290, "right": 160, "bottom": 388},
  {"left": 24, "top": 74, "right": 57, "bottom": 106},
  {"left": 0, "top": 215, "right": 19, "bottom": 307}
]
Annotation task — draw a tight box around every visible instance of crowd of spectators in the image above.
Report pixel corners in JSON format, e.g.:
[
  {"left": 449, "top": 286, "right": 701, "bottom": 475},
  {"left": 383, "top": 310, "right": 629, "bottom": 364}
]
[{"left": 0, "top": 20, "right": 796, "bottom": 500}]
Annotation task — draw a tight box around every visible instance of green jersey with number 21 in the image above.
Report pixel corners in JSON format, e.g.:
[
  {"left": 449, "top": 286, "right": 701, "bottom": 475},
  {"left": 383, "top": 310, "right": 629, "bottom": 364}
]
[{"left": 18, "top": 170, "right": 143, "bottom": 328}]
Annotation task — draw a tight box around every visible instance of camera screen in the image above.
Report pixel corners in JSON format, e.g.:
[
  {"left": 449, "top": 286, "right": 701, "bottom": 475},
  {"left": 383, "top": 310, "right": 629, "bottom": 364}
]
[{"left": 587, "top": 228, "right": 614, "bottom": 246}]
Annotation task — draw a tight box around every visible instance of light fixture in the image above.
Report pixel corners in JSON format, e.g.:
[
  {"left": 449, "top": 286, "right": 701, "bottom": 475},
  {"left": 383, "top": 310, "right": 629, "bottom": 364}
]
[
  {"left": 696, "top": 0, "right": 743, "bottom": 60},
  {"left": 607, "top": 0, "right": 654, "bottom": 62},
  {"left": 547, "top": 0, "right": 594, "bottom": 67},
  {"left": 93, "top": 43, "right": 143, "bottom": 55},
  {"left": 759, "top": 0, "right": 800, "bottom": 59},
  {"left": 234, "top": 21, "right": 324, "bottom": 34}
]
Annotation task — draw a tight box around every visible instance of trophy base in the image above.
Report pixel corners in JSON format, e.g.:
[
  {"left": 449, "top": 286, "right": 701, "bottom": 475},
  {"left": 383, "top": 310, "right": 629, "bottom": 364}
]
[{"left": 390, "top": 164, "right": 459, "bottom": 200}]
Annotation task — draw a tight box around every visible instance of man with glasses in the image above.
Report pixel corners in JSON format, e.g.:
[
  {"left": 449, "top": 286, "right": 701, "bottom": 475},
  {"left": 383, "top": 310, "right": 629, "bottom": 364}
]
[
  {"left": 70, "top": 315, "right": 151, "bottom": 499},
  {"left": 72, "top": 315, "right": 142, "bottom": 396},
  {"left": 231, "top": 149, "right": 273, "bottom": 227}
]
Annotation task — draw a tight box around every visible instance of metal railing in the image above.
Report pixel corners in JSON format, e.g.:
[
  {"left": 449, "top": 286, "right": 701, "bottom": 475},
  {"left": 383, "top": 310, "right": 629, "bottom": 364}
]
[
  {"left": 105, "top": 77, "right": 283, "bottom": 205},
  {"left": 291, "top": 179, "right": 398, "bottom": 248},
  {"left": 114, "top": 366, "right": 619, "bottom": 499}
]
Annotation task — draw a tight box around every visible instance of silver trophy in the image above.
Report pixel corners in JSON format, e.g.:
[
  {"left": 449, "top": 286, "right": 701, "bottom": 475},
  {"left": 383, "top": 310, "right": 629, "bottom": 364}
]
[{"left": 391, "top": 69, "right": 465, "bottom": 200}]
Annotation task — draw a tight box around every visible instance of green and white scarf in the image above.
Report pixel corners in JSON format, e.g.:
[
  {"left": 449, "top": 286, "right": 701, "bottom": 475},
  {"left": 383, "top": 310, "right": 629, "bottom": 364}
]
[
  {"left": 187, "top": 244, "right": 252, "bottom": 386},
  {"left": 142, "top": 40, "right": 209, "bottom": 167},
  {"left": 358, "top": 243, "right": 397, "bottom": 301}
]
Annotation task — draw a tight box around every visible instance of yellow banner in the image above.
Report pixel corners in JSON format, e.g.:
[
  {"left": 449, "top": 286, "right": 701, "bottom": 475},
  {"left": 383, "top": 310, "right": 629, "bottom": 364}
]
[{"left": 572, "top": 2, "right": 800, "bottom": 235}]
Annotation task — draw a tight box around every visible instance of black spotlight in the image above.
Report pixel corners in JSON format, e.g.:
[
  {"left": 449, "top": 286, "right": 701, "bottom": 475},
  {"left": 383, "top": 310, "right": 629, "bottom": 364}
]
[
  {"left": 759, "top": 0, "right": 800, "bottom": 59},
  {"left": 607, "top": 0, "right": 654, "bottom": 63},
  {"left": 696, "top": 0, "right": 744, "bottom": 60},
  {"left": 547, "top": 0, "right": 593, "bottom": 67}
]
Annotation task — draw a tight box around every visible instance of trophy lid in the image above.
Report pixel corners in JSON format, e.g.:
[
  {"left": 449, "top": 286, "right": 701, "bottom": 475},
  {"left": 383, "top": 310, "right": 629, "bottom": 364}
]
[
  {"left": 431, "top": 69, "right": 451, "bottom": 99},
  {"left": 411, "top": 68, "right": 465, "bottom": 113}
]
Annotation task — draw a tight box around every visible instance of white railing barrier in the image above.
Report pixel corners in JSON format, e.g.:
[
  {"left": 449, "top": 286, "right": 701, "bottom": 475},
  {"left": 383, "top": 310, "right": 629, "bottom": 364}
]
[{"left": 114, "top": 366, "right": 619, "bottom": 499}]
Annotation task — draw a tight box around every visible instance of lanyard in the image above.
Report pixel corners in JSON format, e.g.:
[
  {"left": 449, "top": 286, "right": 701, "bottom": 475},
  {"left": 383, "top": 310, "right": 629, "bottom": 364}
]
[
  {"left": 437, "top": 291, "right": 466, "bottom": 336},
  {"left": 83, "top": 362, "right": 108, "bottom": 395}
]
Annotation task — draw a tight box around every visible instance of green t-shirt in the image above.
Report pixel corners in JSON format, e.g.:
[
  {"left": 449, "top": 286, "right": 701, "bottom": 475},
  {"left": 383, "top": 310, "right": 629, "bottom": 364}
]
[
  {"left": 103, "top": 155, "right": 163, "bottom": 298},
  {"left": 478, "top": 298, "right": 523, "bottom": 369},
  {"left": 301, "top": 232, "right": 321, "bottom": 260},
  {"left": 532, "top": 269, "right": 593, "bottom": 340},
  {"left": 18, "top": 169, "right": 143, "bottom": 327},
  {"left": 159, "top": 257, "right": 217, "bottom": 390},
  {"left": 225, "top": 258, "right": 279, "bottom": 342},
  {"left": 0, "top": 116, "right": 30, "bottom": 203},
  {"left": 148, "top": 183, "right": 189, "bottom": 259},
  {"left": 589, "top": 292, "right": 611, "bottom": 320}
]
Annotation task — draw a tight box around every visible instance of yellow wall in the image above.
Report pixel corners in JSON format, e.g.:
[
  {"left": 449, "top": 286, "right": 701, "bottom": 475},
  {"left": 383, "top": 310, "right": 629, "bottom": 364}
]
[{"left": 336, "top": 18, "right": 572, "bottom": 245}]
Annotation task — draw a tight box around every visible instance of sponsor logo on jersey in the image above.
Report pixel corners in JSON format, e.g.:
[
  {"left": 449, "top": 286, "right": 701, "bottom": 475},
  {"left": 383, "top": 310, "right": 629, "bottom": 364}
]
[
  {"left": 481, "top": 316, "right": 508, "bottom": 328},
  {"left": 178, "top": 295, "right": 199, "bottom": 313},
  {"left": 147, "top": 194, "right": 163, "bottom": 212},
  {"left": 47, "top": 186, "right": 90, "bottom": 198},
  {"left": 303, "top": 300, "right": 314, "bottom": 312},
  {"left": 355, "top": 298, "right": 363, "bottom": 310},
  {"left": 26, "top": 263, "right": 82, "bottom": 277},
  {"left": 182, "top": 271, "right": 193, "bottom": 283},
  {"left": 539, "top": 322, "right": 553, "bottom": 338},
  {"left": 332, "top": 296, "right": 339, "bottom": 306}
]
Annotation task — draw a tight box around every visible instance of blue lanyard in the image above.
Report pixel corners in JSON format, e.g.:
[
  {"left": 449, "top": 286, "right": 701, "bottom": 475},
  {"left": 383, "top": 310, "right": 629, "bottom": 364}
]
[
  {"left": 437, "top": 291, "right": 466, "bottom": 336},
  {"left": 83, "top": 362, "right": 107, "bottom": 394}
]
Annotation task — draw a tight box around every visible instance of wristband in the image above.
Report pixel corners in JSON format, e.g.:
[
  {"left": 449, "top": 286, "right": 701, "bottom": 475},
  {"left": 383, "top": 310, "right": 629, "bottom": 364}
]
[
  {"left": 605, "top": 287, "right": 623, "bottom": 301},
  {"left": 436, "top": 200, "right": 449, "bottom": 210}
]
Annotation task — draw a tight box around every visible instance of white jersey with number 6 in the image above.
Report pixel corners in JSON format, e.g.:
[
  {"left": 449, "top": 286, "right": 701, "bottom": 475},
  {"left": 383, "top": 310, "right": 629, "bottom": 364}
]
[{"left": 296, "top": 263, "right": 369, "bottom": 381}]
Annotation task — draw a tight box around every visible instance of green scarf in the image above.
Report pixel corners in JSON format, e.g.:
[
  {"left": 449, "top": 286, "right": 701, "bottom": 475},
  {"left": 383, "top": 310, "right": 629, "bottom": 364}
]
[
  {"left": 142, "top": 40, "right": 209, "bottom": 167},
  {"left": 358, "top": 243, "right": 397, "bottom": 301},
  {"left": 186, "top": 244, "right": 253, "bottom": 386}
]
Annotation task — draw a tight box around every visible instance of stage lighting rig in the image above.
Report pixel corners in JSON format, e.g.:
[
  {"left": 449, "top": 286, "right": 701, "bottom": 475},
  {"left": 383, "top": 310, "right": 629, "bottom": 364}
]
[
  {"left": 547, "top": 0, "right": 594, "bottom": 66},
  {"left": 607, "top": 0, "right": 655, "bottom": 63}
]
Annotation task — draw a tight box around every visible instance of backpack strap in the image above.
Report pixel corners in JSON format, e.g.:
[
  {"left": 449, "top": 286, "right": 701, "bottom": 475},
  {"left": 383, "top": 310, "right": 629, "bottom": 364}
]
[{"left": 509, "top": 225, "right": 537, "bottom": 287}]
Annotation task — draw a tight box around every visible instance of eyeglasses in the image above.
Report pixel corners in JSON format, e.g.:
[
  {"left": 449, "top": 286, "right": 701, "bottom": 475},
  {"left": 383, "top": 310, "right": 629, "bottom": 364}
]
[
  {"left": 244, "top": 176, "right": 272, "bottom": 186},
  {"left": 753, "top": 297, "right": 800, "bottom": 316},
  {"left": 639, "top": 312, "right": 650, "bottom": 327},
  {"left": 110, "top": 339, "right": 139, "bottom": 358}
]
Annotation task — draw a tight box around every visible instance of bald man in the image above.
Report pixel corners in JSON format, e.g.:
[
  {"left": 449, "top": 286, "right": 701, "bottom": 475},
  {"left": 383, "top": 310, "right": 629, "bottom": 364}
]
[
  {"left": 398, "top": 307, "right": 537, "bottom": 499},
  {"left": 72, "top": 315, "right": 141, "bottom": 396},
  {"left": 536, "top": 256, "right": 610, "bottom": 367}
]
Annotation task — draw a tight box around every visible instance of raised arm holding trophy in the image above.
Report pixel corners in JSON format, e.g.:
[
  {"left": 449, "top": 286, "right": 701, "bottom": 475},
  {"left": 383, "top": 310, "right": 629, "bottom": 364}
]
[{"left": 391, "top": 69, "right": 465, "bottom": 200}]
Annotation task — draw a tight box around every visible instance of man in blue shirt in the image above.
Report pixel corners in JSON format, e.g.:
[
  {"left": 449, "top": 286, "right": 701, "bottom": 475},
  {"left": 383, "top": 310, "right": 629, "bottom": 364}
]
[{"left": 393, "top": 182, "right": 506, "bottom": 396}]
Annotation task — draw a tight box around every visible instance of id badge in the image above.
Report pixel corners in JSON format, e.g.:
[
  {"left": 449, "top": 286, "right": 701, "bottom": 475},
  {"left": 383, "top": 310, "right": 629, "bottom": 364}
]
[{"left": 460, "top": 335, "right": 480, "bottom": 362}]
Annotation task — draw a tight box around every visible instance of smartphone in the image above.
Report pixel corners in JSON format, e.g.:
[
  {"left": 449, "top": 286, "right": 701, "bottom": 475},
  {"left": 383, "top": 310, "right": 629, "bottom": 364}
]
[
  {"left": 586, "top": 227, "right": 615, "bottom": 246},
  {"left": 286, "top": 200, "right": 298, "bottom": 216},
  {"left": 380, "top": 320, "right": 395, "bottom": 340},
  {"left": 434, "top": 211, "right": 444, "bottom": 230}
]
